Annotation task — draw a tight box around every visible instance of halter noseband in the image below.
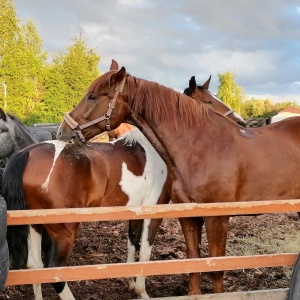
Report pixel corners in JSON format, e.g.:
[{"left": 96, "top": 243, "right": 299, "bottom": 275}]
[{"left": 63, "top": 76, "right": 126, "bottom": 143}]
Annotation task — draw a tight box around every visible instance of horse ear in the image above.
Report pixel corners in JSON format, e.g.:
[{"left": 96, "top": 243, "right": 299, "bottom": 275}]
[
  {"left": 110, "top": 59, "right": 119, "bottom": 71},
  {"left": 189, "top": 76, "right": 197, "bottom": 93},
  {"left": 111, "top": 67, "right": 126, "bottom": 85},
  {"left": 202, "top": 75, "right": 211, "bottom": 90},
  {"left": 0, "top": 108, "right": 6, "bottom": 121}
]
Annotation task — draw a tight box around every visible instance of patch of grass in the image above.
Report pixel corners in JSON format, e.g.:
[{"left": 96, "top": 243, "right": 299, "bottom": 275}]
[{"left": 226, "top": 223, "right": 300, "bottom": 278}]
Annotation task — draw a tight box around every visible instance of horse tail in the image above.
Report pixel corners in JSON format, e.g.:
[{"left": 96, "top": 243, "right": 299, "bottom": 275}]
[{"left": 2, "top": 150, "right": 30, "bottom": 269}]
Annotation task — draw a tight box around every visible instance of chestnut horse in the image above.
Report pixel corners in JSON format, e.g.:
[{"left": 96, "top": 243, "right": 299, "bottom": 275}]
[
  {"left": 1, "top": 74, "right": 245, "bottom": 299},
  {"left": 57, "top": 64, "right": 300, "bottom": 295}
]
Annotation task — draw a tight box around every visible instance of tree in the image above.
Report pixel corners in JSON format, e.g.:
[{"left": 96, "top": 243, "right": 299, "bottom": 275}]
[
  {"left": 217, "top": 71, "right": 244, "bottom": 114},
  {"left": 241, "top": 98, "right": 273, "bottom": 118},
  {"left": 32, "top": 34, "right": 101, "bottom": 123},
  {"left": 0, "top": 0, "right": 19, "bottom": 56},
  {"left": 241, "top": 98, "right": 300, "bottom": 118},
  {"left": 1, "top": 2, "right": 101, "bottom": 124},
  {"left": 0, "top": 0, "right": 19, "bottom": 109},
  {"left": 9, "top": 20, "right": 47, "bottom": 118},
  {"left": 0, "top": 1, "right": 47, "bottom": 119}
]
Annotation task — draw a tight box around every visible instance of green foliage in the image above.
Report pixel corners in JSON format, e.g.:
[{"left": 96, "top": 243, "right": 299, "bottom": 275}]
[
  {"left": 217, "top": 71, "right": 245, "bottom": 114},
  {"left": 217, "top": 71, "right": 300, "bottom": 119},
  {"left": 0, "top": 2, "right": 47, "bottom": 120},
  {"left": 0, "top": 0, "right": 19, "bottom": 56},
  {"left": 241, "top": 98, "right": 300, "bottom": 118},
  {"left": 35, "top": 35, "right": 100, "bottom": 123},
  {"left": 0, "top": 1, "right": 101, "bottom": 124}
]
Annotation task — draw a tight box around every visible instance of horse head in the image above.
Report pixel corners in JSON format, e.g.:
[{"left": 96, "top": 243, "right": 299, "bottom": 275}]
[
  {"left": 184, "top": 76, "right": 246, "bottom": 127},
  {"left": 57, "top": 62, "right": 130, "bottom": 144}
]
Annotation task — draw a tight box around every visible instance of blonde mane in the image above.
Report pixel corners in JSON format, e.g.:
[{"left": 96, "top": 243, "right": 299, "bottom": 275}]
[{"left": 89, "top": 71, "right": 209, "bottom": 128}]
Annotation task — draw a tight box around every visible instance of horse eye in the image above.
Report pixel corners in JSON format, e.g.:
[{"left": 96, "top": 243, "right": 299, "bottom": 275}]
[
  {"left": 206, "top": 101, "right": 212, "bottom": 105},
  {"left": 88, "top": 94, "right": 97, "bottom": 100}
]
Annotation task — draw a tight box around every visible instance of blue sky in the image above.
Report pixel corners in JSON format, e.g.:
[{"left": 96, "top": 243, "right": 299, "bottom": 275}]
[{"left": 14, "top": 0, "right": 300, "bottom": 103}]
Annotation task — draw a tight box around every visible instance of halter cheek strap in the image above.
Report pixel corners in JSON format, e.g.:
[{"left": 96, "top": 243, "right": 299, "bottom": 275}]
[
  {"left": 223, "top": 109, "right": 234, "bottom": 117},
  {"left": 63, "top": 76, "right": 126, "bottom": 143}
]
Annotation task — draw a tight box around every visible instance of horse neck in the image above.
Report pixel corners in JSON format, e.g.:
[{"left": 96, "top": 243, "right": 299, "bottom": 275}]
[{"left": 125, "top": 76, "right": 235, "bottom": 159}]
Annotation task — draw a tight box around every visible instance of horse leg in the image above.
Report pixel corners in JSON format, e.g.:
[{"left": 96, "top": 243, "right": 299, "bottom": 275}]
[
  {"left": 27, "top": 225, "right": 44, "bottom": 300},
  {"left": 179, "top": 217, "right": 204, "bottom": 295},
  {"left": 134, "top": 218, "right": 163, "bottom": 299},
  {"left": 204, "top": 216, "right": 229, "bottom": 293},
  {"left": 44, "top": 223, "right": 79, "bottom": 300},
  {"left": 127, "top": 219, "right": 143, "bottom": 290}
]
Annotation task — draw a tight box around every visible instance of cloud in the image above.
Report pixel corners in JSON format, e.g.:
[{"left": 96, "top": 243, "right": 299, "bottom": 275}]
[{"left": 14, "top": 0, "right": 300, "bottom": 103}]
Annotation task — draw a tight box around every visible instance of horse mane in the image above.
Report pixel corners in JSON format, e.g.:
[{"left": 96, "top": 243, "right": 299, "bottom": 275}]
[
  {"left": 90, "top": 72, "right": 209, "bottom": 129},
  {"left": 7, "top": 113, "right": 38, "bottom": 144},
  {"left": 121, "top": 128, "right": 146, "bottom": 146}
]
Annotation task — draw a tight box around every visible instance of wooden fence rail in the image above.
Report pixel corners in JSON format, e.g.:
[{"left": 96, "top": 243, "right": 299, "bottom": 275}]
[
  {"left": 7, "top": 199, "right": 300, "bottom": 225},
  {"left": 5, "top": 199, "right": 300, "bottom": 299},
  {"left": 6, "top": 254, "right": 297, "bottom": 286}
]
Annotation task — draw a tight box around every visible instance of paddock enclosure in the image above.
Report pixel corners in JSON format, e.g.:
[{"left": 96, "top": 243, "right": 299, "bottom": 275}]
[{"left": 1, "top": 200, "right": 300, "bottom": 299}]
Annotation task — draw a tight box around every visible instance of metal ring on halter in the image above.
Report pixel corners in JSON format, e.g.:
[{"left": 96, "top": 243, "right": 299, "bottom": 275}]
[{"left": 108, "top": 100, "right": 116, "bottom": 108}]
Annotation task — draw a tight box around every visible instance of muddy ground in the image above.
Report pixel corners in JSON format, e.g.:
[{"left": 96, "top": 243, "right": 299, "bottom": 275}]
[{"left": 1, "top": 213, "right": 299, "bottom": 300}]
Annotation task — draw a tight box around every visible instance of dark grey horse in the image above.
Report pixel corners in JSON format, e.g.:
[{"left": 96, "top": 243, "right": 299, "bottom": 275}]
[
  {"left": 0, "top": 108, "right": 56, "bottom": 185},
  {"left": 0, "top": 108, "right": 38, "bottom": 160},
  {"left": 0, "top": 108, "right": 39, "bottom": 187}
]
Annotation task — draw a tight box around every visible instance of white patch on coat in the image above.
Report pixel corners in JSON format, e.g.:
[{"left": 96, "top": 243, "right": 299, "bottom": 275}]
[
  {"left": 126, "top": 240, "right": 137, "bottom": 290},
  {"left": 135, "top": 218, "right": 152, "bottom": 298},
  {"left": 58, "top": 283, "right": 75, "bottom": 300},
  {"left": 27, "top": 226, "right": 43, "bottom": 300},
  {"left": 120, "top": 129, "right": 167, "bottom": 207},
  {"left": 41, "top": 140, "right": 68, "bottom": 192},
  {"left": 120, "top": 129, "right": 166, "bottom": 299}
]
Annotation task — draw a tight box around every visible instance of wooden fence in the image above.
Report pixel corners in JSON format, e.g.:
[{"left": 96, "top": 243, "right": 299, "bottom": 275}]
[{"left": 5, "top": 199, "right": 300, "bottom": 299}]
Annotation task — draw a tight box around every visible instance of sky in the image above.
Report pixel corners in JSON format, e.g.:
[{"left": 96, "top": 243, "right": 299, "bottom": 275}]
[{"left": 14, "top": 0, "right": 300, "bottom": 103}]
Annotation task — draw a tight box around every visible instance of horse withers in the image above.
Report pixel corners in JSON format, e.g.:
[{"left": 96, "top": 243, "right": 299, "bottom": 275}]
[{"left": 56, "top": 62, "right": 300, "bottom": 296}]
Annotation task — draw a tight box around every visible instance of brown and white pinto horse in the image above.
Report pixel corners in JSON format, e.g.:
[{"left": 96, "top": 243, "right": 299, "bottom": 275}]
[
  {"left": 2, "top": 129, "right": 169, "bottom": 300},
  {"left": 57, "top": 64, "right": 300, "bottom": 295}
]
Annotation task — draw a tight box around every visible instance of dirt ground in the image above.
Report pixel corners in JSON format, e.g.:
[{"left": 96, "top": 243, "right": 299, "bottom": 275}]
[{"left": 1, "top": 213, "right": 299, "bottom": 300}]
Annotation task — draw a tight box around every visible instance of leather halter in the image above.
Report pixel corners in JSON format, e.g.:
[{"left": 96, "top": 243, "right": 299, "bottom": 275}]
[
  {"left": 223, "top": 109, "right": 234, "bottom": 117},
  {"left": 63, "top": 76, "right": 126, "bottom": 143}
]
